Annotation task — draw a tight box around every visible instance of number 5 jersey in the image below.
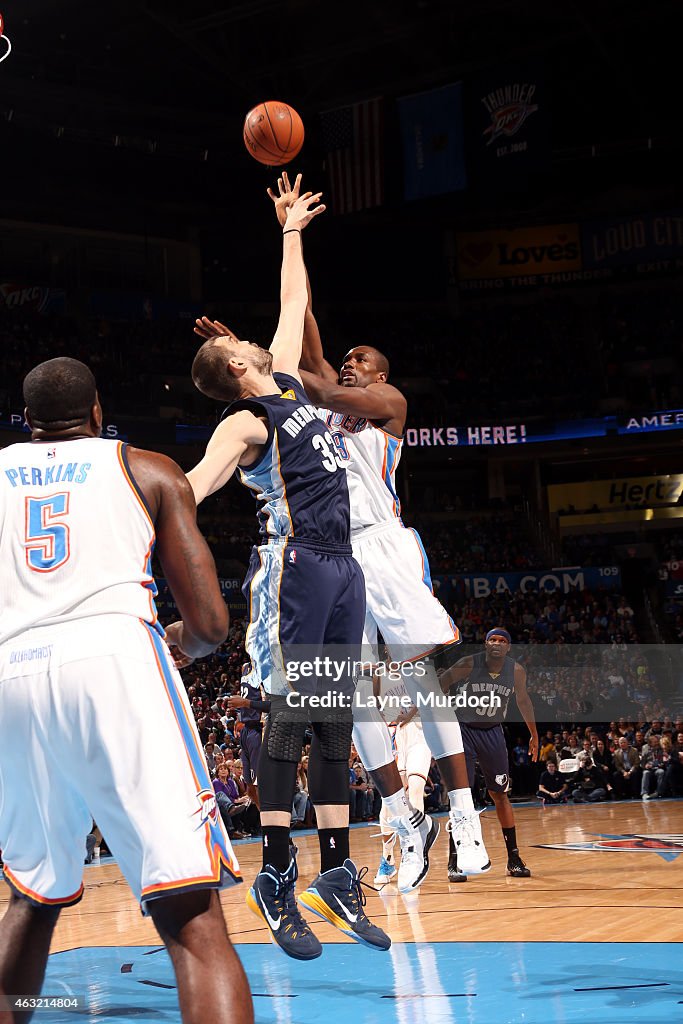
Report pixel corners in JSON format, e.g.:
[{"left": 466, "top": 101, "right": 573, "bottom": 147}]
[{"left": 0, "top": 437, "right": 158, "bottom": 645}]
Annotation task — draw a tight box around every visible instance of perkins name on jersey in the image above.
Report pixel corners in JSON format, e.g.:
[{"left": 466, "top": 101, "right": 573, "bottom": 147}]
[{"left": 4, "top": 462, "right": 92, "bottom": 488}]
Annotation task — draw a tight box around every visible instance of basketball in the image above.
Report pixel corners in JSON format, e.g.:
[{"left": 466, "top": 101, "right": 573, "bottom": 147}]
[{"left": 243, "top": 101, "right": 304, "bottom": 166}]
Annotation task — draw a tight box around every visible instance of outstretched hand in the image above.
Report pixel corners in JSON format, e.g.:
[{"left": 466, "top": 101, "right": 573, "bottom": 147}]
[
  {"left": 193, "top": 317, "right": 239, "bottom": 342},
  {"left": 267, "top": 171, "right": 302, "bottom": 227},
  {"left": 283, "top": 190, "right": 326, "bottom": 233}
]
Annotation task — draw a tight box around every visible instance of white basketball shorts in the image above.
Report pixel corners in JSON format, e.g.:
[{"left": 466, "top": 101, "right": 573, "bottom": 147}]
[
  {"left": 352, "top": 521, "right": 460, "bottom": 662},
  {"left": 0, "top": 614, "right": 240, "bottom": 912}
]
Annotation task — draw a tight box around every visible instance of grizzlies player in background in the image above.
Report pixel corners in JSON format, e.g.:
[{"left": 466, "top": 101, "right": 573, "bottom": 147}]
[
  {"left": 195, "top": 173, "right": 491, "bottom": 890},
  {"left": 227, "top": 662, "right": 271, "bottom": 810},
  {"left": 188, "top": 190, "right": 389, "bottom": 960},
  {"left": 0, "top": 358, "right": 252, "bottom": 1024},
  {"left": 440, "top": 628, "right": 538, "bottom": 879}
]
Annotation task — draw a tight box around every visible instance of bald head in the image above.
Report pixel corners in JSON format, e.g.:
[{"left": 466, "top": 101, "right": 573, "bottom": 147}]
[{"left": 23, "top": 357, "right": 97, "bottom": 430}]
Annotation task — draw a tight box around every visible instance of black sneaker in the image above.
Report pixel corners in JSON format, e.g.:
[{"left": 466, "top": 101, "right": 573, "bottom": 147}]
[
  {"left": 447, "top": 848, "right": 468, "bottom": 883},
  {"left": 246, "top": 859, "right": 322, "bottom": 961},
  {"left": 299, "top": 859, "right": 391, "bottom": 950},
  {"left": 506, "top": 850, "right": 531, "bottom": 878}
]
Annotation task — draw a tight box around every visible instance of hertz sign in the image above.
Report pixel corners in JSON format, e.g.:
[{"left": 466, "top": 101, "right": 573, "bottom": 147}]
[{"left": 548, "top": 475, "right": 683, "bottom": 519}]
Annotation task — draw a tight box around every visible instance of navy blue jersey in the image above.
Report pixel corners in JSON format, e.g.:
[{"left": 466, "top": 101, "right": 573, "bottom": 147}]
[
  {"left": 451, "top": 651, "right": 516, "bottom": 728},
  {"left": 238, "top": 663, "right": 270, "bottom": 726},
  {"left": 226, "top": 373, "right": 350, "bottom": 546}
]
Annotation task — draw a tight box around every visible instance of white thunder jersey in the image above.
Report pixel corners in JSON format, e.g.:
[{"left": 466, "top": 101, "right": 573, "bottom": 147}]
[
  {"left": 322, "top": 411, "right": 402, "bottom": 534},
  {"left": 0, "top": 437, "right": 158, "bottom": 645},
  {"left": 321, "top": 406, "right": 460, "bottom": 662}
]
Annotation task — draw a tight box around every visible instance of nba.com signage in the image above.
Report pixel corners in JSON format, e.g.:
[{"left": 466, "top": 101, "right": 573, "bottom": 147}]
[
  {"left": 548, "top": 475, "right": 683, "bottom": 519},
  {"left": 434, "top": 567, "right": 621, "bottom": 599}
]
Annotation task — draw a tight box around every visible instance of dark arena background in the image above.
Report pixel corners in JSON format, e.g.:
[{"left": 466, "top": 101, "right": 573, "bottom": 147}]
[{"left": 1, "top": 2, "right": 682, "bottom": 1022}]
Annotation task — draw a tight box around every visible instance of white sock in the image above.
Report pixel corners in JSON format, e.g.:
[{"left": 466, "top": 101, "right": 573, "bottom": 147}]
[
  {"left": 383, "top": 789, "right": 411, "bottom": 819},
  {"left": 449, "top": 788, "right": 475, "bottom": 815},
  {"left": 382, "top": 833, "right": 397, "bottom": 862}
]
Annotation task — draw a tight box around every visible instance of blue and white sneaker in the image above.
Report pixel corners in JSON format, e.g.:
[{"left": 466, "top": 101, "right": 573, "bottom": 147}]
[
  {"left": 246, "top": 858, "right": 322, "bottom": 961},
  {"left": 299, "top": 859, "right": 391, "bottom": 950},
  {"left": 374, "top": 856, "right": 397, "bottom": 886}
]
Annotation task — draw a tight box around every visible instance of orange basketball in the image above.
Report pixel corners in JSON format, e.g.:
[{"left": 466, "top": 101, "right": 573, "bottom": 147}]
[{"left": 243, "top": 101, "right": 304, "bottom": 166}]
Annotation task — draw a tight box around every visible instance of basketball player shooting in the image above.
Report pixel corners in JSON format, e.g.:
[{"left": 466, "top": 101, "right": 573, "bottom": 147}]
[
  {"left": 187, "top": 190, "right": 390, "bottom": 960},
  {"left": 440, "top": 628, "right": 539, "bottom": 879},
  {"left": 0, "top": 358, "right": 252, "bottom": 1024},
  {"left": 195, "top": 172, "right": 491, "bottom": 889}
]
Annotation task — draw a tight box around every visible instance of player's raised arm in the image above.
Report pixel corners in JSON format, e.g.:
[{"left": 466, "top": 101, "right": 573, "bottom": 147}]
[
  {"left": 267, "top": 172, "right": 338, "bottom": 382},
  {"left": 126, "top": 449, "right": 229, "bottom": 659},
  {"left": 268, "top": 190, "right": 326, "bottom": 378},
  {"left": 300, "top": 372, "right": 407, "bottom": 424},
  {"left": 186, "top": 409, "right": 269, "bottom": 505},
  {"left": 514, "top": 663, "right": 539, "bottom": 761}
]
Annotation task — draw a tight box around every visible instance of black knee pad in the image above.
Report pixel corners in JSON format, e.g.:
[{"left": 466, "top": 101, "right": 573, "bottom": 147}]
[
  {"left": 307, "top": 715, "right": 353, "bottom": 806},
  {"left": 266, "top": 710, "right": 308, "bottom": 763},
  {"left": 313, "top": 714, "right": 353, "bottom": 762},
  {"left": 259, "top": 718, "right": 301, "bottom": 813}
]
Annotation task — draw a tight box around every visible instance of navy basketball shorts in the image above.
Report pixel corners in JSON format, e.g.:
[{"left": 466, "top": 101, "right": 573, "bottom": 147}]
[
  {"left": 461, "top": 723, "right": 510, "bottom": 793},
  {"left": 242, "top": 537, "right": 366, "bottom": 698},
  {"left": 240, "top": 727, "right": 262, "bottom": 785}
]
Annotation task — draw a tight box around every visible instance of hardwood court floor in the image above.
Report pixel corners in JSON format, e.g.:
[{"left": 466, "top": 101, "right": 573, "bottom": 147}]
[{"left": 4, "top": 799, "right": 679, "bottom": 953}]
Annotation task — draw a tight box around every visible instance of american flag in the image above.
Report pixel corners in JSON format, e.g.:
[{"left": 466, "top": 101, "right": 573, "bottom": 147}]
[{"left": 320, "top": 98, "right": 384, "bottom": 215}]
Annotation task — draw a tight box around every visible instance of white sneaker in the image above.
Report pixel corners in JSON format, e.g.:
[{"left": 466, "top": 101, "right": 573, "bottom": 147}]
[
  {"left": 447, "top": 810, "right": 491, "bottom": 875},
  {"left": 391, "top": 812, "right": 440, "bottom": 893}
]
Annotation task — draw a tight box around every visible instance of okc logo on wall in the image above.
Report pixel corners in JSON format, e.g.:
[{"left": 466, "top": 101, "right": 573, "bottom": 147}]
[
  {"left": 481, "top": 82, "right": 539, "bottom": 145},
  {"left": 536, "top": 833, "right": 683, "bottom": 862},
  {"left": 0, "top": 13, "right": 11, "bottom": 64},
  {"left": 193, "top": 789, "right": 219, "bottom": 829}
]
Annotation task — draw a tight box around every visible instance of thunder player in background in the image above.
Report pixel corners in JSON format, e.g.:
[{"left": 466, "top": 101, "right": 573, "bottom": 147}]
[
  {"left": 227, "top": 662, "right": 271, "bottom": 809},
  {"left": 195, "top": 173, "right": 491, "bottom": 889},
  {"left": 188, "top": 190, "right": 389, "bottom": 960},
  {"left": 440, "top": 628, "right": 539, "bottom": 879},
  {"left": 0, "top": 358, "right": 252, "bottom": 1024}
]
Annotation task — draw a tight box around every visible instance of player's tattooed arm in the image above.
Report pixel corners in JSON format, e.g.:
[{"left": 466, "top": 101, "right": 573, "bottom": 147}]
[
  {"left": 438, "top": 655, "right": 474, "bottom": 694},
  {"left": 187, "top": 410, "right": 268, "bottom": 504},
  {"left": 514, "top": 663, "right": 539, "bottom": 761},
  {"left": 126, "top": 449, "right": 229, "bottom": 659},
  {"left": 299, "top": 374, "right": 407, "bottom": 426}
]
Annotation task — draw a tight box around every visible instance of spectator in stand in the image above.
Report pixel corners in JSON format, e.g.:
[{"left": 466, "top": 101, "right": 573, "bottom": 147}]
[
  {"left": 292, "top": 759, "right": 309, "bottom": 829},
  {"left": 349, "top": 762, "right": 374, "bottom": 822},
  {"left": 663, "top": 732, "right": 683, "bottom": 797},
  {"left": 204, "top": 740, "right": 217, "bottom": 776},
  {"left": 640, "top": 734, "right": 667, "bottom": 800},
  {"left": 571, "top": 754, "right": 609, "bottom": 803},
  {"left": 592, "top": 739, "right": 614, "bottom": 783},
  {"left": 536, "top": 760, "right": 568, "bottom": 805},
  {"left": 213, "top": 763, "right": 248, "bottom": 840},
  {"left": 612, "top": 736, "right": 642, "bottom": 798}
]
